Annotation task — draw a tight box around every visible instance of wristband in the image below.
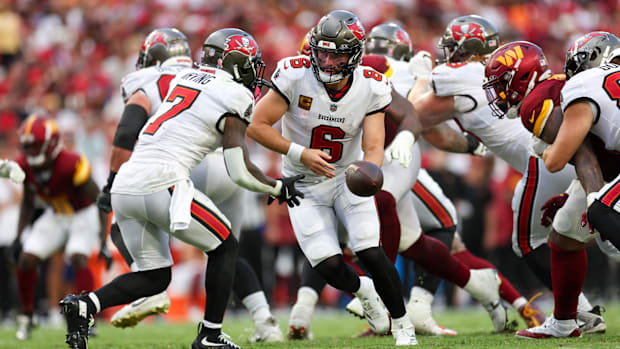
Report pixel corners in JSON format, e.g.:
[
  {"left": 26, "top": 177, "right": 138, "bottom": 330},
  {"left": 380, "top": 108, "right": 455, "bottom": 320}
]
[{"left": 287, "top": 143, "right": 305, "bottom": 163}]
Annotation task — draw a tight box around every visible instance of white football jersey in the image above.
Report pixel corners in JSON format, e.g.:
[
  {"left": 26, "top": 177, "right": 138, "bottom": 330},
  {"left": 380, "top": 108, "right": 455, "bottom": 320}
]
[
  {"left": 386, "top": 56, "right": 416, "bottom": 97},
  {"left": 561, "top": 63, "right": 620, "bottom": 152},
  {"left": 112, "top": 67, "right": 254, "bottom": 194},
  {"left": 120, "top": 63, "right": 191, "bottom": 115},
  {"left": 272, "top": 55, "right": 392, "bottom": 182},
  {"left": 431, "top": 62, "right": 531, "bottom": 173}
]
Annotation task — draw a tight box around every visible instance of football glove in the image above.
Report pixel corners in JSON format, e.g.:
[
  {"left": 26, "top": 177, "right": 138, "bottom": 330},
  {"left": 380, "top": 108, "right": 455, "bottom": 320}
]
[
  {"left": 96, "top": 170, "right": 116, "bottom": 213},
  {"left": 529, "top": 136, "right": 549, "bottom": 159},
  {"left": 0, "top": 159, "right": 25, "bottom": 184},
  {"left": 385, "top": 131, "right": 415, "bottom": 168},
  {"left": 540, "top": 193, "right": 569, "bottom": 227},
  {"left": 98, "top": 243, "right": 113, "bottom": 270},
  {"left": 408, "top": 50, "right": 433, "bottom": 80},
  {"left": 267, "top": 174, "right": 305, "bottom": 207},
  {"left": 465, "top": 133, "right": 489, "bottom": 156}
]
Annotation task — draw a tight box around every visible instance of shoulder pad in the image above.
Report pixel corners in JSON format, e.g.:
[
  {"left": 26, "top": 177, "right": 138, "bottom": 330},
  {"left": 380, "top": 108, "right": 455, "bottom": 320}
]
[
  {"left": 520, "top": 79, "right": 564, "bottom": 137},
  {"left": 431, "top": 62, "right": 483, "bottom": 97},
  {"left": 361, "top": 55, "right": 392, "bottom": 77},
  {"left": 120, "top": 68, "right": 160, "bottom": 103},
  {"left": 227, "top": 84, "right": 255, "bottom": 124},
  {"left": 273, "top": 56, "right": 310, "bottom": 81}
]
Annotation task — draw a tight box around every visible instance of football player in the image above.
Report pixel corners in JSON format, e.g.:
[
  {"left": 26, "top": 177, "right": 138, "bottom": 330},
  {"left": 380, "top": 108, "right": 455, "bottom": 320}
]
[
  {"left": 8, "top": 115, "right": 108, "bottom": 340},
  {"left": 247, "top": 10, "right": 418, "bottom": 346},
  {"left": 101, "top": 28, "right": 283, "bottom": 343},
  {"left": 59, "top": 28, "right": 302, "bottom": 349},
  {"left": 286, "top": 22, "right": 507, "bottom": 338},
  {"left": 411, "top": 15, "right": 604, "bottom": 334},
  {"left": 483, "top": 34, "right": 620, "bottom": 338}
]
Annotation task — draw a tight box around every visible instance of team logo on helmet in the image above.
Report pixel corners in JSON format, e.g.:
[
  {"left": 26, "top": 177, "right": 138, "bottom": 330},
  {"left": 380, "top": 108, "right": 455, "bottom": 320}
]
[
  {"left": 142, "top": 32, "right": 167, "bottom": 51},
  {"left": 567, "top": 32, "right": 607, "bottom": 54},
  {"left": 495, "top": 45, "right": 524, "bottom": 66},
  {"left": 451, "top": 23, "right": 485, "bottom": 43},
  {"left": 346, "top": 18, "right": 366, "bottom": 41},
  {"left": 395, "top": 29, "right": 410, "bottom": 46},
  {"left": 224, "top": 35, "right": 258, "bottom": 56}
]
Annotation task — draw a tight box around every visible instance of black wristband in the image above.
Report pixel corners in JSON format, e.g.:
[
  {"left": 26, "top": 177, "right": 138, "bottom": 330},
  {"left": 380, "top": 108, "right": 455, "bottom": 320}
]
[
  {"left": 105, "top": 170, "right": 117, "bottom": 188},
  {"left": 465, "top": 133, "right": 479, "bottom": 154},
  {"left": 113, "top": 104, "right": 149, "bottom": 151}
]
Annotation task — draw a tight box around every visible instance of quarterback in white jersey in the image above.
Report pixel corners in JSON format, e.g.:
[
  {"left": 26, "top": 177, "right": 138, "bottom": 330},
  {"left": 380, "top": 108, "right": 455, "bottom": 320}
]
[
  {"left": 60, "top": 29, "right": 301, "bottom": 349},
  {"left": 249, "top": 11, "right": 419, "bottom": 346}
]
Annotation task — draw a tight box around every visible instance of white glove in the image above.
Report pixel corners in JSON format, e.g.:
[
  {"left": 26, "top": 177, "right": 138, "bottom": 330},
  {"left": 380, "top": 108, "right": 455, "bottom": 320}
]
[
  {"left": 408, "top": 50, "right": 433, "bottom": 80},
  {"left": 471, "top": 142, "right": 489, "bottom": 157},
  {"left": 529, "top": 135, "right": 550, "bottom": 159},
  {"left": 385, "top": 131, "right": 416, "bottom": 168},
  {"left": 0, "top": 159, "right": 25, "bottom": 184}
]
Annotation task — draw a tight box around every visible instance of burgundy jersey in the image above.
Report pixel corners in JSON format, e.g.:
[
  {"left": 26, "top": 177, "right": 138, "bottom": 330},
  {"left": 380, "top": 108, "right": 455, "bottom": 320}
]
[
  {"left": 361, "top": 54, "right": 399, "bottom": 146},
  {"left": 520, "top": 74, "right": 620, "bottom": 180},
  {"left": 16, "top": 149, "right": 94, "bottom": 214},
  {"left": 519, "top": 74, "right": 565, "bottom": 138}
]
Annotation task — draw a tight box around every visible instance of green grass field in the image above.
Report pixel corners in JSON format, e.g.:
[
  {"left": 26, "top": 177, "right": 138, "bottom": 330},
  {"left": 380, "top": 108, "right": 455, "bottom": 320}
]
[{"left": 1, "top": 305, "right": 620, "bottom": 349}]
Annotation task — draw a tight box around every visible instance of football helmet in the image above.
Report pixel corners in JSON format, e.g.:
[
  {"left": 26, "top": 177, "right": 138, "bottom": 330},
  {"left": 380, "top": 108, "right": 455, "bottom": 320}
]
[
  {"left": 365, "top": 23, "right": 413, "bottom": 61},
  {"left": 437, "top": 15, "right": 499, "bottom": 63},
  {"left": 18, "top": 114, "right": 62, "bottom": 167},
  {"left": 564, "top": 31, "right": 620, "bottom": 79},
  {"left": 136, "top": 28, "right": 191, "bottom": 69},
  {"left": 483, "top": 41, "right": 551, "bottom": 118},
  {"left": 201, "top": 28, "right": 266, "bottom": 91},
  {"left": 309, "top": 10, "right": 366, "bottom": 84}
]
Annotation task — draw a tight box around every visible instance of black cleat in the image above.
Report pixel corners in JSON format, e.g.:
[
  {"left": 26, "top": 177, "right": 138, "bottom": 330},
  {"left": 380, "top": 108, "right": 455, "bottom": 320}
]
[
  {"left": 60, "top": 294, "right": 94, "bottom": 349},
  {"left": 191, "top": 323, "right": 242, "bottom": 349}
]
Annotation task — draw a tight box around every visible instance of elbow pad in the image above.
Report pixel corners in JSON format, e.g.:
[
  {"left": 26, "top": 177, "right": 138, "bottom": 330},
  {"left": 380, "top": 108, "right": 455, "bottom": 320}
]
[
  {"left": 113, "top": 104, "right": 149, "bottom": 151},
  {"left": 223, "top": 147, "right": 281, "bottom": 196}
]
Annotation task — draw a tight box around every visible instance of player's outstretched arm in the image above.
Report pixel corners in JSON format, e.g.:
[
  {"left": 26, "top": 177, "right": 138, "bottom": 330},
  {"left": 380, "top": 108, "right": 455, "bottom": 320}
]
[
  {"left": 98, "top": 92, "right": 151, "bottom": 213},
  {"left": 248, "top": 89, "right": 335, "bottom": 178},
  {"left": 542, "top": 101, "right": 594, "bottom": 173},
  {"left": 409, "top": 80, "right": 455, "bottom": 129},
  {"left": 224, "top": 115, "right": 304, "bottom": 207},
  {"left": 362, "top": 112, "right": 386, "bottom": 167}
]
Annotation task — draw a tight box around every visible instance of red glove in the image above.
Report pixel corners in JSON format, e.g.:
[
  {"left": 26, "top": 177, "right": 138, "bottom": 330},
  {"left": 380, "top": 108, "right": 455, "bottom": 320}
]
[
  {"left": 540, "top": 193, "right": 569, "bottom": 227},
  {"left": 581, "top": 211, "right": 595, "bottom": 235}
]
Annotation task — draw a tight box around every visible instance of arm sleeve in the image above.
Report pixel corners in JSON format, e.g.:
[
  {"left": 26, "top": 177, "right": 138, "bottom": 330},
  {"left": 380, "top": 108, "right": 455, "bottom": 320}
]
[{"left": 112, "top": 104, "right": 150, "bottom": 150}]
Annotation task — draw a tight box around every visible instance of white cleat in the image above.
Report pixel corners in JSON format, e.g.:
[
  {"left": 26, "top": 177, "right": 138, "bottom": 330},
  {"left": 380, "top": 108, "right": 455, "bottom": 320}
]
[
  {"left": 463, "top": 269, "right": 507, "bottom": 332},
  {"left": 15, "top": 314, "right": 33, "bottom": 340},
  {"left": 288, "top": 303, "right": 314, "bottom": 340},
  {"left": 345, "top": 297, "right": 364, "bottom": 319},
  {"left": 577, "top": 305, "right": 606, "bottom": 334},
  {"left": 110, "top": 291, "right": 170, "bottom": 328},
  {"left": 251, "top": 316, "right": 284, "bottom": 343},
  {"left": 516, "top": 316, "right": 581, "bottom": 339},
  {"left": 407, "top": 287, "right": 457, "bottom": 336},
  {"left": 359, "top": 289, "right": 390, "bottom": 335},
  {"left": 392, "top": 320, "right": 418, "bottom": 346}
]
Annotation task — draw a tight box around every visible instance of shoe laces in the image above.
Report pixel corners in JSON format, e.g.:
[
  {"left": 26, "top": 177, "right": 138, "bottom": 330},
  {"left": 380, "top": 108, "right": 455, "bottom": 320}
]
[
  {"left": 521, "top": 292, "right": 543, "bottom": 319},
  {"left": 218, "top": 332, "right": 240, "bottom": 349},
  {"left": 361, "top": 297, "right": 382, "bottom": 319}
]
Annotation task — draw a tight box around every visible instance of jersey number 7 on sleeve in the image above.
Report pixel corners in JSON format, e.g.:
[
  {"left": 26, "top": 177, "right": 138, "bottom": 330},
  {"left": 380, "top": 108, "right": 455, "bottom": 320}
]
[{"left": 144, "top": 85, "right": 201, "bottom": 135}]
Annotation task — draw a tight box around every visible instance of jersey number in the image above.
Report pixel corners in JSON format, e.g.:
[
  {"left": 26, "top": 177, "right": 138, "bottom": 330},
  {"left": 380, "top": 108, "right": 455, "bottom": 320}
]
[
  {"left": 143, "top": 85, "right": 201, "bottom": 135},
  {"left": 157, "top": 74, "right": 176, "bottom": 100},
  {"left": 363, "top": 69, "right": 382, "bottom": 81},
  {"left": 603, "top": 71, "right": 620, "bottom": 109},
  {"left": 310, "top": 125, "right": 345, "bottom": 163},
  {"left": 290, "top": 57, "right": 310, "bottom": 68}
]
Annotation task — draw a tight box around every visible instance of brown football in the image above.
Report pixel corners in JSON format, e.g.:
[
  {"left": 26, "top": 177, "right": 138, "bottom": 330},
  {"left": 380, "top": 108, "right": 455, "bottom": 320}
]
[{"left": 345, "top": 160, "right": 384, "bottom": 197}]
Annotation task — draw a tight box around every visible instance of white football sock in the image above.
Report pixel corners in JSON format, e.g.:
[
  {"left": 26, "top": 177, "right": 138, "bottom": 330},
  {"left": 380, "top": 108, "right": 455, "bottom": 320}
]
[{"left": 242, "top": 291, "right": 272, "bottom": 323}]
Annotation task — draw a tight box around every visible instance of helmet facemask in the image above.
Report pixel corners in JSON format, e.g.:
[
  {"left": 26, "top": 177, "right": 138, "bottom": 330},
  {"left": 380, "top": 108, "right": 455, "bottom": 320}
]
[{"left": 309, "top": 44, "right": 358, "bottom": 84}]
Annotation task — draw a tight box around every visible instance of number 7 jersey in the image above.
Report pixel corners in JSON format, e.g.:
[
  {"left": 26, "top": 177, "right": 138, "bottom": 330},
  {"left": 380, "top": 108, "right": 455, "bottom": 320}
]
[
  {"left": 112, "top": 67, "right": 254, "bottom": 195},
  {"left": 271, "top": 55, "right": 392, "bottom": 182}
]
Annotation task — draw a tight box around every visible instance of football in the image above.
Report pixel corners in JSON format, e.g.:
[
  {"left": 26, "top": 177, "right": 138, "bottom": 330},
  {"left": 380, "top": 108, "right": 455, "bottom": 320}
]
[{"left": 345, "top": 160, "right": 384, "bottom": 197}]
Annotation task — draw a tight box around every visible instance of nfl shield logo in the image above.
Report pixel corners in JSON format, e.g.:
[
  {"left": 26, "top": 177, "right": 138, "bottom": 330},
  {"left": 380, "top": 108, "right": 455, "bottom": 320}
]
[{"left": 330, "top": 104, "right": 337, "bottom": 112}]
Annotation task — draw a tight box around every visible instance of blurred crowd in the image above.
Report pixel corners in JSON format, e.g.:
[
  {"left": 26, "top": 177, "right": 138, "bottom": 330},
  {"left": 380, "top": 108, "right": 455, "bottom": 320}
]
[{"left": 1, "top": 0, "right": 619, "bottom": 324}]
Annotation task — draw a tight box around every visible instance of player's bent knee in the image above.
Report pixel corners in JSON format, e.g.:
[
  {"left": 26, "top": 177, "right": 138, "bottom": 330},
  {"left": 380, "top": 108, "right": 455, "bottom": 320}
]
[
  {"left": 69, "top": 253, "right": 89, "bottom": 269},
  {"left": 142, "top": 267, "right": 172, "bottom": 294},
  {"left": 19, "top": 252, "right": 39, "bottom": 270},
  {"left": 587, "top": 200, "right": 619, "bottom": 242},
  {"left": 548, "top": 229, "right": 586, "bottom": 251},
  {"left": 208, "top": 234, "right": 239, "bottom": 257},
  {"left": 398, "top": 226, "right": 421, "bottom": 252}
]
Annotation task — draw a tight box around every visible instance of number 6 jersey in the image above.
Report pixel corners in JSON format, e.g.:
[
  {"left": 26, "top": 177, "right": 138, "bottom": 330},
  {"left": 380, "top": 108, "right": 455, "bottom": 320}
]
[
  {"left": 561, "top": 63, "right": 620, "bottom": 152},
  {"left": 271, "top": 55, "right": 392, "bottom": 182},
  {"left": 112, "top": 67, "right": 255, "bottom": 195}
]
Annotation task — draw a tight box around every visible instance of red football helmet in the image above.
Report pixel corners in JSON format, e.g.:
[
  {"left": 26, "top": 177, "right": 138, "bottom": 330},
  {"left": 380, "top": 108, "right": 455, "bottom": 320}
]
[
  {"left": 483, "top": 41, "right": 551, "bottom": 118},
  {"left": 19, "top": 114, "right": 62, "bottom": 166}
]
